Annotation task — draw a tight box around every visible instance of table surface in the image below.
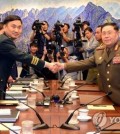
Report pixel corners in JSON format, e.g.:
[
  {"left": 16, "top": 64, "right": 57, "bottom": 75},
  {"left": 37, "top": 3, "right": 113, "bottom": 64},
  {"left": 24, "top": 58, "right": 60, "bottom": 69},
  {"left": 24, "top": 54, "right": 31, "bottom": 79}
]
[{"left": 0, "top": 80, "right": 120, "bottom": 134}]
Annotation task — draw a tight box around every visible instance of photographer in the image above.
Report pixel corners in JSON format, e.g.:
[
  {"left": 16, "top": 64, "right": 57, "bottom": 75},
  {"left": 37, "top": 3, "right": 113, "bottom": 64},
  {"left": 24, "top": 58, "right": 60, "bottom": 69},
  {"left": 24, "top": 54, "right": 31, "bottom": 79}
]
[
  {"left": 30, "top": 20, "right": 51, "bottom": 58},
  {"left": 56, "top": 45, "right": 69, "bottom": 63},
  {"left": 57, "top": 45, "right": 78, "bottom": 79},
  {"left": 40, "top": 42, "right": 58, "bottom": 80},
  {"left": 72, "top": 18, "right": 89, "bottom": 80},
  {"left": 60, "top": 23, "right": 73, "bottom": 55}
]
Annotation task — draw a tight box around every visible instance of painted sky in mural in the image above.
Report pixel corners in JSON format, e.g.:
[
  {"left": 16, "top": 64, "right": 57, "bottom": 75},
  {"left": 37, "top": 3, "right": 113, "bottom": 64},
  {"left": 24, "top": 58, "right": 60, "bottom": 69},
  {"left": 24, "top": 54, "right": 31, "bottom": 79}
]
[{"left": 0, "top": 0, "right": 120, "bottom": 19}]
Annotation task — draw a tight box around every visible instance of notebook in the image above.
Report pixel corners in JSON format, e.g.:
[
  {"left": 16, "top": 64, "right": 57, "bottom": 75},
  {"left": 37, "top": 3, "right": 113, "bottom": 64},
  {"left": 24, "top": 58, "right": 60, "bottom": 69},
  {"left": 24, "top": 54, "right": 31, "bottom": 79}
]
[{"left": 0, "top": 109, "right": 20, "bottom": 122}]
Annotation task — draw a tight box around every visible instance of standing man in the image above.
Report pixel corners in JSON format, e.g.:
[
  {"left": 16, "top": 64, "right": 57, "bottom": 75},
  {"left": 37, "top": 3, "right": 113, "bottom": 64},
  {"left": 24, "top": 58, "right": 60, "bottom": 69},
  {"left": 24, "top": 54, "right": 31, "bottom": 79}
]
[
  {"left": 56, "top": 23, "right": 120, "bottom": 105},
  {"left": 30, "top": 20, "right": 51, "bottom": 58},
  {"left": 83, "top": 27, "right": 99, "bottom": 84},
  {"left": 95, "top": 25, "right": 102, "bottom": 43},
  {"left": 0, "top": 15, "right": 56, "bottom": 99}
]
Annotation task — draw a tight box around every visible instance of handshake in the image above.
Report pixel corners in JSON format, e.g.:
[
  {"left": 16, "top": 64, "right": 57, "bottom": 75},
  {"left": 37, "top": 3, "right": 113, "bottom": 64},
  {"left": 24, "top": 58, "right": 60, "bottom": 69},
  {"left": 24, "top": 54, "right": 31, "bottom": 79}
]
[{"left": 45, "top": 62, "right": 65, "bottom": 73}]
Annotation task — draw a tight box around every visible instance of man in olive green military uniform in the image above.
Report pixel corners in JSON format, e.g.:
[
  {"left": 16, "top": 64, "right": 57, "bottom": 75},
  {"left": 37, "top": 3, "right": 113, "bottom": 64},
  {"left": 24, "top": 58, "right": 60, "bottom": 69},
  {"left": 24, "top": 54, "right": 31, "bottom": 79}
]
[
  {"left": 0, "top": 15, "right": 56, "bottom": 99},
  {"left": 56, "top": 23, "right": 120, "bottom": 105}
]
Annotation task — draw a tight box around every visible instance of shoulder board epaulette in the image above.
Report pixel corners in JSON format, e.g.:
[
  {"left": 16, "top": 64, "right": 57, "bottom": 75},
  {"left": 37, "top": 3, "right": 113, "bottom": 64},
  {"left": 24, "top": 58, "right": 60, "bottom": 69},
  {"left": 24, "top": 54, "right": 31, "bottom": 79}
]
[{"left": 96, "top": 43, "right": 106, "bottom": 50}]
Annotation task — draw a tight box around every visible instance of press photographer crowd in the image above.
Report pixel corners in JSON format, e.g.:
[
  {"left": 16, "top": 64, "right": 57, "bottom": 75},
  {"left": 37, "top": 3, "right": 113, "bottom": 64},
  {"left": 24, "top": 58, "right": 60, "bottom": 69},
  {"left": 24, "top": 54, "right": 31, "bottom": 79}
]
[
  {"left": 0, "top": 16, "right": 108, "bottom": 86},
  {"left": 21, "top": 17, "right": 101, "bottom": 82}
]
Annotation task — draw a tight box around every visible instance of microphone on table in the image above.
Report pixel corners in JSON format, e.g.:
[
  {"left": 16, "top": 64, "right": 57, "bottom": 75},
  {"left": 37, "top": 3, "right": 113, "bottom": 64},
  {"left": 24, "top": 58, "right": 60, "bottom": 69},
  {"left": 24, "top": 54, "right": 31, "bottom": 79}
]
[
  {"left": 61, "top": 83, "right": 86, "bottom": 104},
  {"left": 94, "top": 121, "right": 118, "bottom": 134},
  {"left": 0, "top": 122, "right": 18, "bottom": 134},
  {"left": 23, "top": 85, "right": 46, "bottom": 98},
  {"left": 60, "top": 73, "right": 69, "bottom": 82},
  {"left": 34, "top": 69, "right": 50, "bottom": 89},
  {"left": 20, "top": 68, "right": 50, "bottom": 89},
  {"left": 60, "top": 91, "right": 112, "bottom": 130},
  {"left": 58, "top": 74, "right": 77, "bottom": 90},
  {"left": 0, "top": 89, "right": 49, "bottom": 130}
]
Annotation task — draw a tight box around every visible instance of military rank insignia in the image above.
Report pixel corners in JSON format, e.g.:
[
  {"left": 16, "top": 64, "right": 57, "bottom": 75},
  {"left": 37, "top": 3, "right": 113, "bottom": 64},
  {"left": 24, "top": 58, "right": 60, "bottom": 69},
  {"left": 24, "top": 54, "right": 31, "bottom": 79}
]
[
  {"left": 113, "top": 54, "right": 120, "bottom": 64},
  {"left": 31, "top": 56, "right": 39, "bottom": 65}
]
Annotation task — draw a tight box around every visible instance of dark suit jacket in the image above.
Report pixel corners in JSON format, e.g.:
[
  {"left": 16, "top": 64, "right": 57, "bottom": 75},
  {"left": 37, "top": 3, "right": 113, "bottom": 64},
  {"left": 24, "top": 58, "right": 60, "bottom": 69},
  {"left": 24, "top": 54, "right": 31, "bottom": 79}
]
[
  {"left": 0, "top": 34, "right": 45, "bottom": 99},
  {"left": 65, "top": 42, "right": 120, "bottom": 105}
]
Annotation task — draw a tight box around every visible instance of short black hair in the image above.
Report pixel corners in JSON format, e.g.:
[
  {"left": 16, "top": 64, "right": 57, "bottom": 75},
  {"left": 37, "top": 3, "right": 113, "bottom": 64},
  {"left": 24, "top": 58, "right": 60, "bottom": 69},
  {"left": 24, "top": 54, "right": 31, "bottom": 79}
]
[
  {"left": 82, "top": 21, "right": 90, "bottom": 26},
  {"left": 3, "top": 15, "right": 22, "bottom": 24},
  {"left": 101, "top": 22, "right": 119, "bottom": 31},
  {"left": 43, "top": 21, "right": 49, "bottom": 27},
  {"left": 64, "top": 23, "right": 70, "bottom": 29},
  {"left": 30, "top": 42, "right": 38, "bottom": 48},
  {"left": 97, "top": 25, "right": 102, "bottom": 28},
  {"left": 84, "top": 27, "right": 93, "bottom": 33}
]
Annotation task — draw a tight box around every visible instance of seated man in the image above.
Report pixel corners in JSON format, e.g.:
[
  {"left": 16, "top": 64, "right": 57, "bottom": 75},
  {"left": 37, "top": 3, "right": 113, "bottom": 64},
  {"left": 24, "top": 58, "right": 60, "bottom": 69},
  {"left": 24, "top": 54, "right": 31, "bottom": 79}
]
[{"left": 56, "top": 22, "right": 120, "bottom": 105}]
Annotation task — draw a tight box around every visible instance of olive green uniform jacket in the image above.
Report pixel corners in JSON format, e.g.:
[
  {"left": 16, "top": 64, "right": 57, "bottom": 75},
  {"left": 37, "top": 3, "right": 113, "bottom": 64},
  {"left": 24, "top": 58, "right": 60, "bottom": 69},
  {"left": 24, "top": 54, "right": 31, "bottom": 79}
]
[{"left": 65, "top": 42, "right": 120, "bottom": 105}]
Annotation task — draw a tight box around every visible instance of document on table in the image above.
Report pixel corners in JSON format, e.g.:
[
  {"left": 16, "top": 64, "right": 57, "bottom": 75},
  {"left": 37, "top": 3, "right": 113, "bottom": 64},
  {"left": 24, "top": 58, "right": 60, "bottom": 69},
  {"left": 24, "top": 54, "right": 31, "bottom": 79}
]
[{"left": 87, "top": 105, "right": 115, "bottom": 110}]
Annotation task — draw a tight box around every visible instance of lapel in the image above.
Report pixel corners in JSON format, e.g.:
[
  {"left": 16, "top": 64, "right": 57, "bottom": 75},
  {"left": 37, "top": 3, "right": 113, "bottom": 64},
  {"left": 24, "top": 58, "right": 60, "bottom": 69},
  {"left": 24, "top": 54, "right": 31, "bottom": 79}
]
[
  {"left": 103, "top": 42, "right": 120, "bottom": 63},
  {"left": 107, "top": 48, "right": 115, "bottom": 63},
  {"left": 103, "top": 48, "right": 115, "bottom": 63},
  {"left": 103, "top": 48, "right": 108, "bottom": 63}
]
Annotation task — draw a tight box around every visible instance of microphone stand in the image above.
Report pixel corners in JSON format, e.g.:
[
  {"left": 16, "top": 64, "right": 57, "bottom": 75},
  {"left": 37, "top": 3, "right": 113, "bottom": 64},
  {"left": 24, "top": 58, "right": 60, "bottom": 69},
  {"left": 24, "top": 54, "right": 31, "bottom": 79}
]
[
  {"left": 62, "top": 83, "right": 86, "bottom": 101},
  {"left": 59, "top": 73, "right": 69, "bottom": 83},
  {"left": 0, "top": 90, "right": 49, "bottom": 130},
  {"left": 20, "top": 68, "right": 50, "bottom": 89},
  {"left": 0, "top": 122, "right": 18, "bottom": 134},
  {"left": 26, "top": 86, "right": 46, "bottom": 98},
  {"left": 58, "top": 74, "right": 77, "bottom": 90},
  {"left": 60, "top": 92, "right": 112, "bottom": 130}
]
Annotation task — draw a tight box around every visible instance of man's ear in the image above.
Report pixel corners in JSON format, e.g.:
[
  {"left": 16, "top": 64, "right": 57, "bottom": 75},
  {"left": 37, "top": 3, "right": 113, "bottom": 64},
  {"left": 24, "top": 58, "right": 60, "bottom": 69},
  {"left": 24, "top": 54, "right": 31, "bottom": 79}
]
[{"left": 3, "top": 24, "right": 7, "bottom": 30}]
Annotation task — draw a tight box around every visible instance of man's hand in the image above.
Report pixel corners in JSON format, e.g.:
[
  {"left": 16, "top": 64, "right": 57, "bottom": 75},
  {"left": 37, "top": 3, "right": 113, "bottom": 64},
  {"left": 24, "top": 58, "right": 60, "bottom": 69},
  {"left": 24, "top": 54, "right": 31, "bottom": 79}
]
[
  {"left": 44, "top": 62, "right": 65, "bottom": 73},
  {"left": 7, "top": 76, "right": 15, "bottom": 83}
]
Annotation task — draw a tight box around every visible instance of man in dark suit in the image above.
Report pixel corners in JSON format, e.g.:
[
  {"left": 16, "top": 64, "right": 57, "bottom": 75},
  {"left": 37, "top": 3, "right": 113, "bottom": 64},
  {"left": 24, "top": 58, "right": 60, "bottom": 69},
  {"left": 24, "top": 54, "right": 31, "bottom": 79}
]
[
  {"left": 0, "top": 15, "right": 56, "bottom": 99},
  {"left": 55, "top": 23, "right": 120, "bottom": 105}
]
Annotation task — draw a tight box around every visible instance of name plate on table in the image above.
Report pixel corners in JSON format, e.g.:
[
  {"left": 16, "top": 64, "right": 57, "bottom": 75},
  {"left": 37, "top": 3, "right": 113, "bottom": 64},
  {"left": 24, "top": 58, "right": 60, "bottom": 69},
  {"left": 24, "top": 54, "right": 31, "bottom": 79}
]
[{"left": 87, "top": 105, "right": 115, "bottom": 110}]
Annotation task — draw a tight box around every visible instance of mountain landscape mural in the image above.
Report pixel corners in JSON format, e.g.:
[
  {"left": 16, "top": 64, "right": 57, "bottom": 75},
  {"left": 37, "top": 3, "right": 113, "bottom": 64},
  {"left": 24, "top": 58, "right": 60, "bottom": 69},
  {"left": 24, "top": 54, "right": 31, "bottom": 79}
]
[{"left": 0, "top": 2, "right": 120, "bottom": 52}]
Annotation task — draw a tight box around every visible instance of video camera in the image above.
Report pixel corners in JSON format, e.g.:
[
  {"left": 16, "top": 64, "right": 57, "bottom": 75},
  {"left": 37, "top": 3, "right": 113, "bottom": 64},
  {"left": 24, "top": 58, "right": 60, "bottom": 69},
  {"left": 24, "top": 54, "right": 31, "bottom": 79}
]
[
  {"left": 54, "top": 20, "right": 64, "bottom": 32},
  {"left": 53, "top": 21, "right": 64, "bottom": 46},
  {"left": 73, "top": 17, "right": 82, "bottom": 32},
  {"left": 32, "top": 20, "right": 44, "bottom": 32}
]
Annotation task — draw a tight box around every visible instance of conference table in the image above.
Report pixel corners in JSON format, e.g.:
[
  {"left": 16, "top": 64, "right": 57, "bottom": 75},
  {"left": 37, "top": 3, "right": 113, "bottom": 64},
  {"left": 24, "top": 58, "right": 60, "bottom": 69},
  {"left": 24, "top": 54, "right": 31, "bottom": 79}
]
[{"left": 0, "top": 80, "right": 120, "bottom": 134}]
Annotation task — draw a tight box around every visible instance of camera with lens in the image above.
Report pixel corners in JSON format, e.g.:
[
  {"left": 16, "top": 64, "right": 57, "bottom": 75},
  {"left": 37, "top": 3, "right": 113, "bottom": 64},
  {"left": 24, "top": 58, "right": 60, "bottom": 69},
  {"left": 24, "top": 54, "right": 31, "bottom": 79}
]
[
  {"left": 60, "top": 45, "right": 65, "bottom": 57},
  {"left": 73, "top": 17, "right": 82, "bottom": 32},
  {"left": 32, "top": 20, "right": 44, "bottom": 32},
  {"left": 54, "top": 20, "right": 64, "bottom": 32},
  {"left": 46, "top": 42, "right": 56, "bottom": 55}
]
